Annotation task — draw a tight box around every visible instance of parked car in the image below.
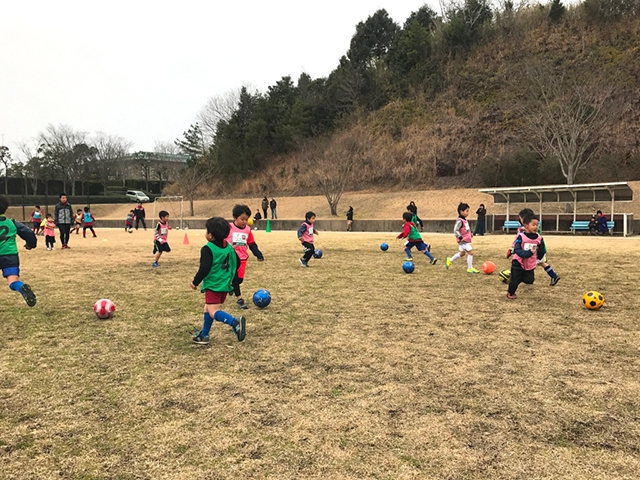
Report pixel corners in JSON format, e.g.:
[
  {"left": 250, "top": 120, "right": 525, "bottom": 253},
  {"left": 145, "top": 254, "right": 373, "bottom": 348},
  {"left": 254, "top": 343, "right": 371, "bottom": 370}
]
[{"left": 126, "top": 190, "right": 150, "bottom": 202}]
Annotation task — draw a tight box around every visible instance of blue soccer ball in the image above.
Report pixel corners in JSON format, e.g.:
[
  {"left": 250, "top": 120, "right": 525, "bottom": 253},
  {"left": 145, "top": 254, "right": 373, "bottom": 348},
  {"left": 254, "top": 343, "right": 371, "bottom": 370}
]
[
  {"left": 380, "top": 243, "right": 389, "bottom": 251},
  {"left": 252, "top": 289, "right": 272, "bottom": 308},
  {"left": 313, "top": 249, "right": 323, "bottom": 259},
  {"left": 402, "top": 261, "right": 415, "bottom": 274}
]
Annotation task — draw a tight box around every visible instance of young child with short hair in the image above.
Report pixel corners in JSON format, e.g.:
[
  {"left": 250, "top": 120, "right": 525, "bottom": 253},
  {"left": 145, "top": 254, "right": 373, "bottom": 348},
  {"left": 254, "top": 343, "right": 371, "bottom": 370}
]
[
  {"left": 507, "top": 213, "right": 547, "bottom": 299},
  {"left": 30, "top": 206, "right": 42, "bottom": 235},
  {"left": 152, "top": 211, "right": 170, "bottom": 267},
  {"left": 73, "top": 209, "right": 83, "bottom": 235},
  {"left": 125, "top": 210, "right": 135, "bottom": 233},
  {"left": 191, "top": 217, "right": 246, "bottom": 345},
  {"left": 43, "top": 214, "right": 56, "bottom": 250},
  {"left": 82, "top": 207, "right": 97, "bottom": 238},
  {"left": 297, "top": 211, "right": 319, "bottom": 267},
  {"left": 0, "top": 195, "right": 37, "bottom": 306},
  {"left": 227, "top": 205, "right": 264, "bottom": 310},
  {"left": 507, "top": 208, "right": 560, "bottom": 286},
  {"left": 397, "top": 211, "right": 437, "bottom": 264},
  {"left": 446, "top": 203, "right": 478, "bottom": 273}
]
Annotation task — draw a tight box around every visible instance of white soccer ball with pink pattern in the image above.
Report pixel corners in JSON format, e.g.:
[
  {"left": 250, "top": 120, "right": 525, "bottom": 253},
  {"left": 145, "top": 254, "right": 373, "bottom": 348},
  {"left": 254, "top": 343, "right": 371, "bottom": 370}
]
[{"left": 93, "top": 298, "right": 116, "bottom": 319}]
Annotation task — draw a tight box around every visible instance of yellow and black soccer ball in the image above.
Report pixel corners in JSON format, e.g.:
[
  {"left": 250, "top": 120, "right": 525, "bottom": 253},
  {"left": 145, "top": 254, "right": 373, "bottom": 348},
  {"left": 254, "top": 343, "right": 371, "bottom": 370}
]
[
  {"left": 498, "top": 269, "right": 511, "bottom": 284},
  {"left": 583, "top": 291, "right": 604, "bottom": 310}
]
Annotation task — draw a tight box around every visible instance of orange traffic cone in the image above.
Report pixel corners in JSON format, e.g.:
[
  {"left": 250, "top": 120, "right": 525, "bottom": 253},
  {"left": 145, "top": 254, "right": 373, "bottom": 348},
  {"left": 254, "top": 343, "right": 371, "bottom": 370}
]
[{"left": 183, "top": 233, "right": 189, "bottom": 245}]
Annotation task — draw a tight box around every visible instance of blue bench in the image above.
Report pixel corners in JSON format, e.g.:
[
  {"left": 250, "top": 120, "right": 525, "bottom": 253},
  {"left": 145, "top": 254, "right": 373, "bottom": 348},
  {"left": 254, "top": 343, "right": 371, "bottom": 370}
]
[
  {"left": 570, "top": 221, "right": 614, "bottom": 233},
  {"left": 502, "top": 220, "right": 521, "bottom": 232}
]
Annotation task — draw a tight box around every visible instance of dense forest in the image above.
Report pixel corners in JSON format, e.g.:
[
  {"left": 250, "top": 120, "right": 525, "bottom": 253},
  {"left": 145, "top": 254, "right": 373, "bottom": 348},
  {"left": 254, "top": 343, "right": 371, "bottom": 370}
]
[{"left": 180, "top": 0, "right": 640, "bottom": 201}]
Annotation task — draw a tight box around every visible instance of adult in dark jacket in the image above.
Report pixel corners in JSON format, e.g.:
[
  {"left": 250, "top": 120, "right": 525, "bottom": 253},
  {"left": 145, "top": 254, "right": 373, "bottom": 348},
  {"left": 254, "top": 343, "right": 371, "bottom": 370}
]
[
  {"left": 346, "top": 206, "right": 354, "bottom": 231},
  {"left": 261, "top": 197, "right": 269, "bottom": 220},
  {"left": 134, "top": 201, "right": 147, "bottom": 230},
  {"left": 54, "top": 193, "right": 73, "bottom": 249},
  {"left": 596, "top": 210, "right": 609, "bottom": 234},
  {"left": 473, "top": 204, "right": 486, "bottom": 236},
  {"left": 270, "top": 198, "right": 277, "bottom": 219}
]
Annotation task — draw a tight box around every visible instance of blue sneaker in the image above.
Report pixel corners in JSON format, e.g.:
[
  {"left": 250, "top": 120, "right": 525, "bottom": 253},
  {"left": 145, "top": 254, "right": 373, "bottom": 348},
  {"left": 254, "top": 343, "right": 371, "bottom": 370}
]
[
  {"left": 152, "top": 262, "right": 159, "bottom": 267},
  {"left": 233, "top": 316, "right": 246, "bottom": 342},
  {"left": 192, "top": 334, "right": 210, "bottom": 345},
  {"left": 299, "top": 258, "right": 309, "bottom": 268}
]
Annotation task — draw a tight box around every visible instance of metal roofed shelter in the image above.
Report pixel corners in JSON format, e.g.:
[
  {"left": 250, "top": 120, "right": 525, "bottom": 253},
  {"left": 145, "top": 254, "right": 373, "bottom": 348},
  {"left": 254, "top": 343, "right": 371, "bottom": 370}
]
[{"left": 479, "top": 182, "right": 634, "bottom": 236}]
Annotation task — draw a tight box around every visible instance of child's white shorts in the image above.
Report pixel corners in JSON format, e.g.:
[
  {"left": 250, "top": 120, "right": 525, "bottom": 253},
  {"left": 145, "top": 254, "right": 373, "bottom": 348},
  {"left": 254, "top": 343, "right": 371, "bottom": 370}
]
[{"left": 458, "top": 242, "right": 473, "bottom": 252}]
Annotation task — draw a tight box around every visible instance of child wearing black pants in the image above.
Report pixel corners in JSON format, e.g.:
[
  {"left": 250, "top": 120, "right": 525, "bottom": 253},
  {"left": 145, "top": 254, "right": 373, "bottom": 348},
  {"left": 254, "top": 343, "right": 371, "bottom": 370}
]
[{"left": 507, "top": 213, "right": 546, "bottom": 299}]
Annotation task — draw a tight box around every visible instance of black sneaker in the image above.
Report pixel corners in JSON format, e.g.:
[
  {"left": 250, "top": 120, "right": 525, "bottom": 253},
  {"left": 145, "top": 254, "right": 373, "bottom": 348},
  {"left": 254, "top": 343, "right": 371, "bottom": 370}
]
[
  {"left": 430, "top": 258, "right": 438, "bottom": 265},
  {"left": 237, "top": 298, "right": 248, "bottom": 310},
  {"left": 20, "top": 284, "right": 37, "bottom": 307},
  {"left": 550, "top": 275, "right": 561, "bottom": 286},
  {"left": 192, "top": 334, "right": 210, "bottom": 345},
  {"left": 233, "top": 316, "right": 246, "bottom": 342}
]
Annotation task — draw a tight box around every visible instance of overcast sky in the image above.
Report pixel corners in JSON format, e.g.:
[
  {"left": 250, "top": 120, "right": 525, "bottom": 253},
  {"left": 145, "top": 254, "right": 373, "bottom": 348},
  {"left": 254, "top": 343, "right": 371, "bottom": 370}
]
[{"left": 1, "top": 0, "right": 445, "bottom": 154}]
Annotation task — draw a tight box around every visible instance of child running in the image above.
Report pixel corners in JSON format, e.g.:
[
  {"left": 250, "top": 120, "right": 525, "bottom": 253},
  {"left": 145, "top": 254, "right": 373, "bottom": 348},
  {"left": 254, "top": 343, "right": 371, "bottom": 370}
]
[
  {"left": 446, "top": 202, "right": 478, "bottom": 273},
  {"left": 507, "top": 208, "right": 560, "bottom": 286},
  {"left": 43, "top": 214, "right": 56, "bottom": 250},
  {"left": 397, "top": 211, "right": 437, "bottom": 264},
  {"left": 73, "top": 209, "right": 83, "bottom": 235},
  {"left": 125, "top": 210, "right": 135, "bottom": 233},
  {"left": 0, "top": 195, "right": 37, "bottom": 306},
  {"left": 30, "top": 206, "right": 42, "bottom": 235},
  {"left": 191, "top": 217, "right": 246, "bottom": 345},
  {"left": 227, "top": 205, "right": 264, "bottom": 310},
  {"left": 152, "top": 211, "right": 170, "bottom": 267},
  {"left": 297, "top": 211, "right": 319, "bottom": 267},
  {"left": 507, "top": 213, "right": 547, "bottom": 299},
  {"left": 82, "top": 207, "right": 97, "bottom": 238}
]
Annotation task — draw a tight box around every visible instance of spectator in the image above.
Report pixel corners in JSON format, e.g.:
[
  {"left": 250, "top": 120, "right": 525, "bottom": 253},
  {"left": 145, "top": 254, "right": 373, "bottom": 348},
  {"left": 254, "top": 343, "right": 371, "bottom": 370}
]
[
  {"left": 253, "top": 208, "right": 262, "bottom": 229},
  {"left": 270, "top": 198, "right": 277, "bottom": 219},
  {"left": 54, "top": 193, "right": 73, "bottom": 249},
  {"left": 406, "top": 201, "right": 423, "bottom": 230},
  {"left": 473, "top": 204, "right": 486, "bottom": 236},
  {"left": 346, "top": 206, "right": 353, "bottom": 232},
  {"left": 261, "top": 197, "right": 268, "bottom": 219},
  {"left": 596, "top": 210, "right": 609, "bottom": 235},
  {"left": 588, "top": 216, "right": 598, "bottom": 235}
]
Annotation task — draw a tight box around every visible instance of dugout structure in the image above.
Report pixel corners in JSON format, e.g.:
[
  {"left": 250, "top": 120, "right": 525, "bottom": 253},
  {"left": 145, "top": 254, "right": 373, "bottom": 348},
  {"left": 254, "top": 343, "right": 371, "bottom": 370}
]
[
  {"left": 479, "top": 182, "right": 634, "bottom": 236},
  {"left": 152, "top": 196, "right": 184, "bottom": 230}
]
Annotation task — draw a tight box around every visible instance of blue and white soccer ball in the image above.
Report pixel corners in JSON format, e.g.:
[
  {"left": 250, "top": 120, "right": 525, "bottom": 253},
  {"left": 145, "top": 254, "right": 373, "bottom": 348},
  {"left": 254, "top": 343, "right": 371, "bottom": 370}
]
[
  {"left": 380, "top": 243, "right": 389, "bottom": 251},
  {"left": 402, "top": 261, "right": 415, "bottom": 274},
  {"left": 313, "top": 249, "right": 323, "bottom": 259},
  {"left": 252, "top": 289, "right": 272, "bottom": 308}
]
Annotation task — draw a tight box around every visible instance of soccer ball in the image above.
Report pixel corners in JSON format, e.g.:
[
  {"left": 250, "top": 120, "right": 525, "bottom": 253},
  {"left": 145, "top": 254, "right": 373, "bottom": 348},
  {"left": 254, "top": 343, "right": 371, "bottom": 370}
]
[
  {"left": 402, "top": 261, "right": 415, "bottom": 274},
  {"left": 583, "top": 291, "right": 604, "bottom": 310},
  {"left": 252, "top": 289, "right": 272, "bottom": 308},
  {"left": 127, "top": 227, "right": 133, "bottom": 234},
  {"left": 94, "top": 298, "right": 116, "bottom": 319},
  {"left": 380, "top": 243, "right": 389, "bottom": 251},
  {"left": 498, "top": 269, "right": 511, "bottom": 284},
  {"left": 313, "top": 249, "right": 323, "bottom": 259},
  {"left": 248, "top": 218, "right": 254, "bottom": 227},
  {"left": 482, "top": 261, "right": 496, "bottom": 274}
]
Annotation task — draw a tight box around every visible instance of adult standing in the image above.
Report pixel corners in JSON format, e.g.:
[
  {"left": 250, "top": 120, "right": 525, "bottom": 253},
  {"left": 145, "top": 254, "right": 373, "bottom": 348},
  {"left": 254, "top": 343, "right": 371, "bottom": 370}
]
[
  {"left": 270, "top": 198, "right": 277, "bottom": 219},
  {"left": 54, "top": 193, "right": 73, "bottom": 249},
  {"left": 346, "top": 206, "right": 354, "bottom": 231},
  {"left": 407, "top": 201, "right": 423, "bottom": 230},
  {"left": 473, "top": 204, "right": 486, "bottom": 236},
  {"left": 134, "top": 201, "right": 147, "bottom": 230},
  {"left": 261, "top": 197, "right": 269, "bottom": 220}
]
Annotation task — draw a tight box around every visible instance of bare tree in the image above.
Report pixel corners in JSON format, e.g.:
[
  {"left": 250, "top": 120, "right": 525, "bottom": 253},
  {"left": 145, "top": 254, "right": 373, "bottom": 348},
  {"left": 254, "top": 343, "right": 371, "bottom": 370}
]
[
  {"left": 0, "top": 145, "right": 12, "bottom": 195},
  {"left": 196, "top": 88, "right": 243, "bottom": 144},
  {"left": 173, "top": 158, "right": 219, "bottom": 216},
  {"left": 520, "top": 65, "right": 621, "bottom": 185},
  {"left": 301, "top": 129, "right": 368, "bottom": 216},
  {"left": 37, "top": 124, "right": 88, "bottom": 195},
  {"left": 92, "top": 133, "right": 132, "bottom": 195}
]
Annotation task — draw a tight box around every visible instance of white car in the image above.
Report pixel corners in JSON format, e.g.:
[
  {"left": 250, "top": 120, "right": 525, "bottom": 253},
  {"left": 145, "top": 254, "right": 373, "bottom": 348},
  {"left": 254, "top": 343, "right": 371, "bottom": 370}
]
[{"left": 126, "top": 190, "right": 150, "bottom": 202}]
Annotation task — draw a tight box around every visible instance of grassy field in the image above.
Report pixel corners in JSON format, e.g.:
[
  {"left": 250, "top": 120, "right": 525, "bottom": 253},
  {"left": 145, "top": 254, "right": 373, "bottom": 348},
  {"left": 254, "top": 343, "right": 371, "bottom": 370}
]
[{"left": 1, "top": 228, "right": 639, "bottom": 479}]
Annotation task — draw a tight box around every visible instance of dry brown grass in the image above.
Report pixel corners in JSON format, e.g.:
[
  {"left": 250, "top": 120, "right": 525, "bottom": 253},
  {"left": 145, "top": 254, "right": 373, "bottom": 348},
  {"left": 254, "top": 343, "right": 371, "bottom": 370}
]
[{"left": 1, "top": 228, "right": 640, "bottom": 479}]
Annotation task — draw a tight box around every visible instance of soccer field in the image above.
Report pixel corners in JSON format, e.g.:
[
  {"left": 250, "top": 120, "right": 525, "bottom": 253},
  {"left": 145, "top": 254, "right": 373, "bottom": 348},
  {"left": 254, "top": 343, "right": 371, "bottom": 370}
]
[{"left": 1, "top": 229, "right": 639, "bottom": 479}]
